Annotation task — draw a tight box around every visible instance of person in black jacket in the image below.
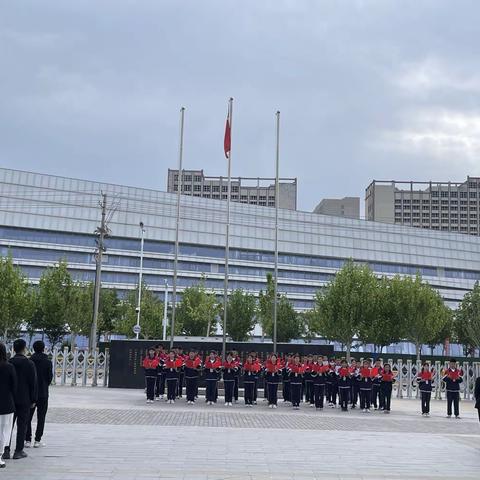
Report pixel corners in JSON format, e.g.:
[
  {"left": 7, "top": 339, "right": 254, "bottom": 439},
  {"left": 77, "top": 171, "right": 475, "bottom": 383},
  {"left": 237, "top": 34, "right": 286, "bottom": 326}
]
[
  {"left": 442, "top": 358, "right": 463, "bottom": 419},
  {"left": 474, "top": 376, "right": 480, "bottom": 422},
  {"left": 0, "top": 342, "right": 17, "bottom": 468},
  {"left": 3, "top": 339, "right": 37, "bottom": 460},
  {"left": 25, "top": 341, "right": 53, "bottom": 448}
]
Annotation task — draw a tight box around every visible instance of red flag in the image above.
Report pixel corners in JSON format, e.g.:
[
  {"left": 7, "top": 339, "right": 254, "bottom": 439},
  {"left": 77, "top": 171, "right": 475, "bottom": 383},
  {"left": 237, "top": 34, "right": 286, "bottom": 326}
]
[{"left": 224, "top": 116, "right": 231, "bottom": 159}]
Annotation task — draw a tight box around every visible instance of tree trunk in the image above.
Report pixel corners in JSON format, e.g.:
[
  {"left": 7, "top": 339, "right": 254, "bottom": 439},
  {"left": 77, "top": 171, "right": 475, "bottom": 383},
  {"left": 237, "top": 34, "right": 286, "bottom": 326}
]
[
  {"left": 346, "top": 342, "right": 351, "bottom": 363},
  {"left": 415, "top": 342, "right": 421, "bottom": 361}
]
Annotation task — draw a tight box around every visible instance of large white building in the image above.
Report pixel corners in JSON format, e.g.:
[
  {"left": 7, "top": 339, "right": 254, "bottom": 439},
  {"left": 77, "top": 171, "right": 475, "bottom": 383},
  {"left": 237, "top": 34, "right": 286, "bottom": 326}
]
[{"left": 1, "top": 168, "right": 480, "bottom": 314}]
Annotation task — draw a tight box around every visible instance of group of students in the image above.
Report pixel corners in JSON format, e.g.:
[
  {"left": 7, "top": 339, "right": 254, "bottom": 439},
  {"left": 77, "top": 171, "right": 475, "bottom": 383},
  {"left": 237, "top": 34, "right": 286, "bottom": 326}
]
[
  {"left": 143, "top": 346, "right": 471, "bottom": 418},
  {"left": 0, "top": 339, "right": 53, "bottom": 470}
]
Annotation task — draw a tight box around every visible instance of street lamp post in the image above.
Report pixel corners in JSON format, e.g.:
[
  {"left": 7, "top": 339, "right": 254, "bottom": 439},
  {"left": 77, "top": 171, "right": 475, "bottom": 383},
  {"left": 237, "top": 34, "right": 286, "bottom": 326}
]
[
  {"left": 163, "top": 279, "right": 168, "bottom": 341},
  {"left": 135, "top": 222, "right": 145, "bottom": 340}
]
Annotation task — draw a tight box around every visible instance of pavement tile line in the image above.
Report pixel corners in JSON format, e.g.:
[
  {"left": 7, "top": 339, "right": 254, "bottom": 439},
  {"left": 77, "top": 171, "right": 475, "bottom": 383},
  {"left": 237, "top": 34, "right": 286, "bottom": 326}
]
[{"left": 47, "top": 407, "right": 480, "bottom": 436}]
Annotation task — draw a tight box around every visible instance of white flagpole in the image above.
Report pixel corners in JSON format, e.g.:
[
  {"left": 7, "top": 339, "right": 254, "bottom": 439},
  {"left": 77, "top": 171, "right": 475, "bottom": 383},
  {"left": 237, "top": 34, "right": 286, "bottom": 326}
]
[
  {"left": 222, "top": 97, "right": 233, "bottom": 361},
  {"left": 273, "top": 110, "right": 280, "bottom": 353},
  {"left": 170, "top": 107, "right": 185, "bottom": 350}
]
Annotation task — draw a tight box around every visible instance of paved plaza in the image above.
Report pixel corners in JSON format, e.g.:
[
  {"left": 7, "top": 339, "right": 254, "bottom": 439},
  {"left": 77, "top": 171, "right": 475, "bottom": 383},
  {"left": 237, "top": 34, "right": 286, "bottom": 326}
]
[{"left": 4, "top": 386, "right": 480, "bottom": 480}]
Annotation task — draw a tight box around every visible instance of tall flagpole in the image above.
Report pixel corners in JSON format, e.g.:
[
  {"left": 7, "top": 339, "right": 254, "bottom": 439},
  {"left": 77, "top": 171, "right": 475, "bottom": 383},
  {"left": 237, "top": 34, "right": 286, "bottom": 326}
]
[
  {"left": 170, "top": 107, "right": 185, "bottom": 350},
  {"left": 273, "top": 110, "right": 280, "bottom": 353},
  {"left": 222, "top": 97, "right": 233, "bottom": 360}
]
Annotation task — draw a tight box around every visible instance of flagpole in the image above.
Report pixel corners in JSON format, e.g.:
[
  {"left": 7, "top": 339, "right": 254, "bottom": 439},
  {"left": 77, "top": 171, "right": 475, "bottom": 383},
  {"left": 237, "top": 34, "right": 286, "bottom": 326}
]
[
  {"left": 273, "top": 110, "right": 280, "bottom": 353},
  {"left": 170, "top": 106, "right": 185, "bottom": 350},
  {"left": 222, "top": 97, "right": 233, "bottom": 361}
]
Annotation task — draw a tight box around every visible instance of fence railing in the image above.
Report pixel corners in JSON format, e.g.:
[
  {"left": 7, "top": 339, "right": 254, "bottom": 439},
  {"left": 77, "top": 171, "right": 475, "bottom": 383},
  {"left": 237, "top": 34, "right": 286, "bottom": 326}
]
[{"left": 10, "top": 349, "right": 480, "bottom": 398}]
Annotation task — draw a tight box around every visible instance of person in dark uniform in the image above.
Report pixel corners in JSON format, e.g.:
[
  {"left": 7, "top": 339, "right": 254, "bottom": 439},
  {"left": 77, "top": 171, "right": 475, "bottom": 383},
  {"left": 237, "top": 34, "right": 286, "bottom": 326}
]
[
  {"left": 443, "top": 358, "right": 463, "bottom": 419},
  {"left": 349, "top": 359, "right": 359, "bottom": 408},
  {"left": 154, "top": 344, "right": 166, "bottom": 401},
  {"left": 337, "top": 360, "right": 351, "bottom": 411},
  {"left": 288, "top": 354, "right": 306, "bottom": 410},
  {"left": 326, "top": 359, "right": 338, "bottom": 408},
  {"left": 222, "top": 352, "right": 238, "bottom": 406},
  {"left": 417, "top": 362, "right": 434, "bottom": 417},
  {"left": 282, "top": 354, "right": 292, "bottom": 403},
  {"left": 0, "top": 342, "right": 17, "bottom": 469},
  {"left": 25, "top": 341, "right": 53, "bottom": 448},
  {"left": 359, "top": 359, "right": 373, "bottom": 413},
  {"left": 474, "top": 376, "right": 480, "bottom": 422},
  {"left": 232, "top": 350, "right": 241, "bottom": 403},
  {"left": 184, "top": 350, "right": 202, "bottom": 405},
  {"left": 243, "top": 354, "right": 260, "bottom": 407},
  {"left": 164, "top": 350, "right": 182, "bottom": 404},
  {"left": 264, "top": 353, "right": 282, "bottom": 409},
  {"left": 304, "top": 354, "right": 314, "bottom": 407},
  {"left": 176, "top": 347, "right": 186, "bottom": 398},
  {"left": 3, "top": 339, "right": 37, "bottom": 460},
  {"left": 312, "top": 359, "right": 328, "bottom": 410},
  {"left": 142, "top": 348, "right": 159, "bottom": 404},
  {"left": 379, "top": 363, "right": 395, "bottom": 413},
  {"left": 371, "top": 359, "right": 383, "bottom": 410},
  {"left": 204, "top": 351, "right": 222, "bottom": 405}
]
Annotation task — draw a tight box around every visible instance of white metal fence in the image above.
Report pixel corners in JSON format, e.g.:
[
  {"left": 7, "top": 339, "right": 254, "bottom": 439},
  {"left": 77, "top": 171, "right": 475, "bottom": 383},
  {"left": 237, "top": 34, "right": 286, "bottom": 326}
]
[{"left": 12, "top": 349, "right": 480, "bottom": 398}]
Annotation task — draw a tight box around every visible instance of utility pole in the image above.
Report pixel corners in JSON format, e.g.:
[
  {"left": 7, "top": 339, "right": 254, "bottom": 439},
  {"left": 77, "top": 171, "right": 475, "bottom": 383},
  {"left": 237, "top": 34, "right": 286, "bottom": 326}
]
[{"left": 90, "top": 192, "right": 108, "bottom": 354}]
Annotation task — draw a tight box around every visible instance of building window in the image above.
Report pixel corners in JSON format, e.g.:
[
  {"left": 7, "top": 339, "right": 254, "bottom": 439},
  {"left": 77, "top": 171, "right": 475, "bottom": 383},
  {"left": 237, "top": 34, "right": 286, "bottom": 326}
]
[
  {"left": 250, "top": 196, "right": 257, "bottom": 201},
  {"left": 183, "top": 184, "right": 191, "bottom": 192},
  {"left": 240, "top": 195, "right": 248, "bottom": 201},
  {"left": 212, "top": 186, "right": 220, "bottom": 192},
  {"left": 470, "top": 191, "right": 477, "bottom": 198},
  {"left": 268, "top": 202, "right": 275, "bottom": 207},
  {"left": 194, "top": 175, "right": 202, "bottom": 182},
  {"left": 469, "top": 181, "right": 477, "bottom": 188},
  {"left": 460, "top": 191, "right": 468, "bottom": 198},
  {"left": 269, "top": 196, "right": 275, "bottom": 201},
  {"left": 212, "top": 194, "right": 220, "bottom": 199},
  {"left": 441, "top": 191, "right": 449, "bottom": 197},
  {"left": 231, "top": 186, "right": 239, "bottom": 193},
  {"left": 221, "top": 185, "right": 228, "bottom": 192},
  {"left": 231, "top": 195, "right": 238, "bottom": 200},
  {"left": 173, "top": 174, "right": 179, "bottom": 181},
  {"left": 173, "top": 185, "right": 178, "bottom": 191},
  {"left": 194, "top": 185, "right": 201, "bottom": 192},
  {"left": 203, "top": 185, "right": 211, "bottom": 192},
  {"left": 450, "top": 191, "right": 458, "bottom": 198},
  {"left": 259, "top": 196, "right": 266, "bottom": 201},
  {"left": 259, "top": 201, "right": 266, "bottom": 206},
  {"left": 432, "top": 191, "right": 439, "bottom": 197},
  {"left": 222, "top": 194, "right": 228, "bottom": 199},
  {"left": 183, "top": 175, "right": 192, "bottom": 182}
]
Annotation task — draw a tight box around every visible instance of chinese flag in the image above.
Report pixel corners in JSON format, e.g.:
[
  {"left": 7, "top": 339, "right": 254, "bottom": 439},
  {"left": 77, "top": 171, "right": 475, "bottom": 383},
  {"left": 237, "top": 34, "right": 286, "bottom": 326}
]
[{"left": 224, "top": 116, "right": 231, "bottom": 159}]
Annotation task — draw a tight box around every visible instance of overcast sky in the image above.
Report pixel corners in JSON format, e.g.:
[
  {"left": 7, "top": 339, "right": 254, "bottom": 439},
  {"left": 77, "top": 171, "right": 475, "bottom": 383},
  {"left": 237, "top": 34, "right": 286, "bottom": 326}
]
[{"left": 1, "top": 0, "right": 479, "bottom": 212}]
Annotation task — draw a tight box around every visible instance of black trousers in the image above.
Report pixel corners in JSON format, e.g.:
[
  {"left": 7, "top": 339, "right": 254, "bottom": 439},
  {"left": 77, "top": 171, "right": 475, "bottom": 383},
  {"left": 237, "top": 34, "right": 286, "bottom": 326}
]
[
  {"left": 372, "top": 383, "right": 381, "bottom": 408},
  {"left": 291, "top": 383, "right": 302, "bottom": 407},
  {"left": 339, "top": 387, "right": 350, "bottom": 410},
  {"left": 282, "top": 381, "right": 291, "bottom": 402},
  {"left": 206, "top": 379, "right": 217, "bottom": 402},
  {"left": 234, "top": 376, "right": 239, "bottom": 401},
  {"left": 421, "top": 391, "right": 431, "bottom": 414},
  {"left": 359, "top": 389, "right": 371, "bottom": 410},
  {"left": 145, "top": 376, "right": 156, "bottom": 400},
  {"left": 351, "top": 383, "right": 359, "bottom": 406},
  {"left": 26, "top": 397, "right": 49, "bottom": 442},
  {"left": 177, "top": 373, "right": 184, "bottom": 397},
  {"left": 447, "top": 391, "right": 460, "bottom": 416},
  {"left": 224, "top": 380, "right": 235, "bottom": 403},
  {"left": 305, "top": 381, "right": 314, "bottom": 404},
  {"left": 268, "top": 383, "right": 278, "bottom": 405},
  {"left": 326, "top": 383, "right": 337, "bottom": 404},
  {"left": 5, "top": 404, "right": 30, "bottom": 453},
  {"left": 381, "top": 383, "right": 392, "bottom": 411},
  {"left": 185, "top": 377, "right": 197, "bottom": 402},
  {"left": 244, "top": 382, "right": 255, "bottom": 405},
  {"left": 314, "top": 384, "right": 325, "bottom": 409},
  {"left": 155, "top": 373, "right": 165, "bottom": 397},
  {"left": 166, "top": 378, "right": 177, "bottom": 401},
  {"left": 253, "top": 379, "right": 258, "bottom": 402}
]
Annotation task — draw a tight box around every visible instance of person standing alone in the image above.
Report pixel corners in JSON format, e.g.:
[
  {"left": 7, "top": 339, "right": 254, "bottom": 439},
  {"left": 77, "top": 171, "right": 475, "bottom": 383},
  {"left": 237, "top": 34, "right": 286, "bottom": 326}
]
[
  {"left": 0, "top": 342, "right": 17, "bottom": 468},
  {"left": 3, "top": 339, "right": 37, "bottom": 460},
  {"left": 25, "top": 341, "right": 53, "bottom": 448}
]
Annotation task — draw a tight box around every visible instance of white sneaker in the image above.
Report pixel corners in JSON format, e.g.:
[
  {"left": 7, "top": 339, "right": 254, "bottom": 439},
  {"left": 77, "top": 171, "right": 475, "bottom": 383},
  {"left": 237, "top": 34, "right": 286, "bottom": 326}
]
[
  {"left": 24, "top": 441, "right": 31, "bottom": 448},
  {"left": 225, "top": 402, "right": 229, "bottom": 406},
  {"left": 34, "top": 441, "right": 45, "bottom": 448},
  {"left": 366, "top": 409, "right": 371, "bottom": 413},
  {"left": 273, "top": 405, "right": 277, "bottom": 409},
  {"left": 155, "top": 397, "right": 160, "bottom": 402}
]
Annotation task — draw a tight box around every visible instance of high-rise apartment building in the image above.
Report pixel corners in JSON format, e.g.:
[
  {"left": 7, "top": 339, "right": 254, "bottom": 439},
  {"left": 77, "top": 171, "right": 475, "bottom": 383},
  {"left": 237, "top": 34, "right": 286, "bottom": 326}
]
[
  {"left": 167, "top": 169, "right": 297, "bottom": 210},
  {"left": 366, "top": 177, "right": 480, "bottom": 235},
  {"left": 313, "top": 197, "right": 360, "bottom": 219}
]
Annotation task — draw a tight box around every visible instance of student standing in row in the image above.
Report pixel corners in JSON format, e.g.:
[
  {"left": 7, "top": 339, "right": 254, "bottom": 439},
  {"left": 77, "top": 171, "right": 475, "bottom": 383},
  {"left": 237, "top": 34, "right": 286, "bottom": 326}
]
[
  {"left": 443, "top": 358, "right": 463, "bottom": 419},
  {"left": 164, "top": 351, "right": 183, "bottom": 404},
  {"left": 337, "top": 360, "right": 351, "bottom": 412},
  {"left": 417, "top": 363, "right": 434, "bottom": 417},
  {"left": 282, "top": 354, "right": 292, "bottom": 403},
  {"left": 380, "top": 363, "right": 395, "bottom": 413},
  {"left": 223, "top": 352, "right": 238, "bottom": 406},
  {"left": 474, "top": 375, "right": 480, "bottom": 423},
  {"left": 25, "top": 341, "right": 53, "bottom": 448},
  {"left": 288, "top": 355, "right": 306, "bottom": 410},
  {"left": 184, "top": 350, "right": 201, "bottom": 405},
  {"left": 264, "top": 354, "right": 282, "bottom": 409},
  {"left": 359, "top": 359, "right": 373, "bottom": 413},
  {"left": 3, "top": 339, "right": 37, "bottom": 460},
  {"left": 243, "top": 354, "right": 261, "bottom": 407},
  {"left": 204, "top": 351, "right": 222, "bottom": 405},
  {"left": 371, "top": 359, "right": 383, "bottom": 410},
  {"left": 143, "top": 348, "right": 159, "bottom": 404},
  {"left": 155, "top": 344, "right": 166, "bottom": 401},
  {"left": 0, "top": 342, "right": 17, "bottom": 469}
]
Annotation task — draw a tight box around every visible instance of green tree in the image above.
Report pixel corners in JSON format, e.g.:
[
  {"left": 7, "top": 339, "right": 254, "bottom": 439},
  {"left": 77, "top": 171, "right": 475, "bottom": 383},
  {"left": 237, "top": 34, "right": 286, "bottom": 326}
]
[
  {"left": 176, "top": 282, "right": 220, "bottom": 336},
  {"left": 66, "top": 282, "right": 92, "bottom": 348},
  {"left": 358, "top": 276, "right": 405, "bottom": 353},
  {"left": 118, "top": 285, "right": 165, "bottom": 339},
  {"left": 0, "top": 256, "right": 32, "bottom": 340},
  {"left": 36, "top": 261, "right": 74, "bottom": 346},
  {"left": 98, "top": 288, "right": 121, "bottom": 339},
  {"left": 398, "top": 275, "right": 450, "bottom": 360},
  {"left": 258, "top": 273, "right": 275, "bottom": 338},
  {"left": 226, "top": 289, "right": 257, "bottom": 341},
  {"left": 313, "top": 260, "right": 377, "bottom": 361},
  {"left": 455, "top": 281, "right": 480, "bottom": 355}
]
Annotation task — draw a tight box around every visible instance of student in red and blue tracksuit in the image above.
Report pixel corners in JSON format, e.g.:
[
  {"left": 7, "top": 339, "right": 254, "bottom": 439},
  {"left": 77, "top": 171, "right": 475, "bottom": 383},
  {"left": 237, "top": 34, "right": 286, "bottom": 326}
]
[
  {"left": 417, "top": 362, "right": 434, "bottom": 416},
  {"left": 442, "top": 358, "right": 463, "bottom": 419},
  {"left": 142, "top": 348, "right": 160, "bottom": 404}
]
